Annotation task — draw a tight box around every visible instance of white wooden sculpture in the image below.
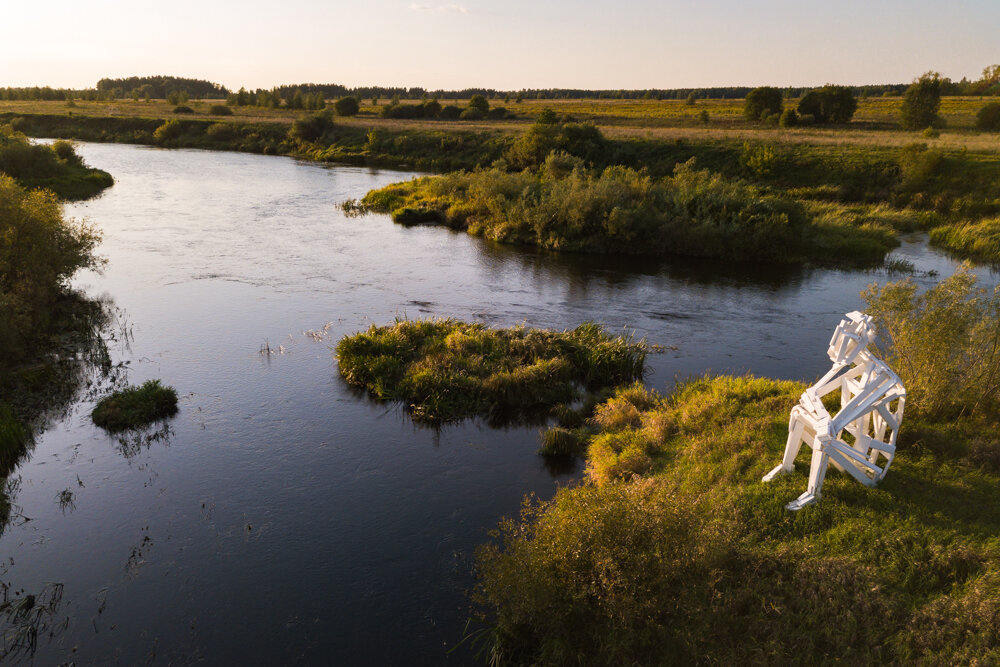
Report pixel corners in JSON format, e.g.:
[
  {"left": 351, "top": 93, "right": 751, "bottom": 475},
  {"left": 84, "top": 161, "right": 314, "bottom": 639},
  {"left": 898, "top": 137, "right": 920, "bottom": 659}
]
[{"left": 763, "top": 311, "right": 906, "bottom": 510}]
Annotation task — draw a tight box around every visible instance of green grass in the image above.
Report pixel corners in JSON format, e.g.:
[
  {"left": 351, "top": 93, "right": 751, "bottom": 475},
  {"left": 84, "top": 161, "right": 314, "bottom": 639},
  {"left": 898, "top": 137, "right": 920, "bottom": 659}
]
[
  {"left": 930, "top": 217, "right": 1000, "bottom": 262},
  {"left": 336, "top": 319, "right": 646, "bottom": 424},
  {"left": 474, "top": 375, "right": 1000, "bottom": 665},
  {"left": 91, "top": 380, "right": 179, "bottom": 432}
]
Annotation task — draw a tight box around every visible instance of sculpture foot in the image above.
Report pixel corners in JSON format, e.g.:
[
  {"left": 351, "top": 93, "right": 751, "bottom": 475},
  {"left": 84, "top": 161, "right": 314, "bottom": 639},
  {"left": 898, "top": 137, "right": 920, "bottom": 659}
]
[
  {"left": 785, "top": 492, "right": 818, "bottom": 511},
  {"left": 762, "top": 464, "right": 792, "bottom": 483}
]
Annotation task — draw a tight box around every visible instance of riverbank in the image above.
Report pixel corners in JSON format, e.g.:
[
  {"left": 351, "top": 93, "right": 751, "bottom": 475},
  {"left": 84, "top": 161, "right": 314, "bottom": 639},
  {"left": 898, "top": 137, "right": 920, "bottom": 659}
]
[{"left": 472, "top": 268, "right": 1000, "bottom": 664}]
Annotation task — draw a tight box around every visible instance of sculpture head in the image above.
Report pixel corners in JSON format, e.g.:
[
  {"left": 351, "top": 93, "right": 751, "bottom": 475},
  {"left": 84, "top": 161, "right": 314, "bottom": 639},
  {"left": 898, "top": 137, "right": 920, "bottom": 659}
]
[{"left": 826, "top": 310, "right": 874, "bottom": 365}]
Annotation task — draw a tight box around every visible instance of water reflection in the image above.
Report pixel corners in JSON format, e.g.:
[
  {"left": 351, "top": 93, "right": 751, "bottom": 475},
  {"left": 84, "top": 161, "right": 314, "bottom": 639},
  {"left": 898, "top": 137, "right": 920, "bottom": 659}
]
[{"left": 113, "top": 423, "right": 173, "bottom": 460}]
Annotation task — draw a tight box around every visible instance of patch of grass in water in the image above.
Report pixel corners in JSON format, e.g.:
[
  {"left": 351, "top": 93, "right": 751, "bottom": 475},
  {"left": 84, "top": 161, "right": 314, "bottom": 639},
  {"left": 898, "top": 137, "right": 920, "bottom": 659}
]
[
  {"left": 336, "top": 319, "right": 646, "bottom": 424},
  {"left": 91, "top": 380, "right": 178, "bottom": 432}
]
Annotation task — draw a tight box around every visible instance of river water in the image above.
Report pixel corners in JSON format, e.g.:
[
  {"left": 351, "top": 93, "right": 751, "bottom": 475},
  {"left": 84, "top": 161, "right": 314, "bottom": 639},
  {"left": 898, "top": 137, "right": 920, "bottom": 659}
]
[{"left": 0, "top": 142, "right": 977, "bottom": 664}]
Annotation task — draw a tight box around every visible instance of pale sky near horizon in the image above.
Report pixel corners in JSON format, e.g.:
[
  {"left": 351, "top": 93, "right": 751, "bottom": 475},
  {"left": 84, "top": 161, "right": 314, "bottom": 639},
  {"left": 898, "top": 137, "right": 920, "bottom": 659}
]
[{"left": 3, "top": 1, "right": 998, "bottom": 91}]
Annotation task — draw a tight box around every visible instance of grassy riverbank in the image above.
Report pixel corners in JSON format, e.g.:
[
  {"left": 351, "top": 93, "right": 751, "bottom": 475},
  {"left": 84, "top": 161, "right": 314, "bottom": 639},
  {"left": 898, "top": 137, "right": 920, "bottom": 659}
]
[
  {"left": 1, "top": 124, "right": 113, "bottom": 199},
  {"left": 0, "top": 141, "right": 114, "bottom": 534},
  {"left": 336, "top": 319, "right": 645, "bottom": 423},
  {"left": 471, "top": 269, "right": 1000, "bottom": 664}
]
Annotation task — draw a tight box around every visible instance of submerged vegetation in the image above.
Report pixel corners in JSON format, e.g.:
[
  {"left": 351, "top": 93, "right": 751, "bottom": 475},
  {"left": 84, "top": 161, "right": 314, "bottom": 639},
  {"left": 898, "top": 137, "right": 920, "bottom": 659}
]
[
  {"left": 336, "top": 319, "right": 645, "bottom": 423},
  {"left": 91, "top": 380, "right": 179, "bottom": 432},
  {"left": 474, "top": 269, "right": 1000, "bottom": 664}
]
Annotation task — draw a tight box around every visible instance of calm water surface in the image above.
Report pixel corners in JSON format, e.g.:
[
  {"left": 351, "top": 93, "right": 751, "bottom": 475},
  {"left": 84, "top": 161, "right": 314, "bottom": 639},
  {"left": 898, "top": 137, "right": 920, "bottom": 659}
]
[{"left": 0, "top": 143, "right": 979, "bottom": 664}]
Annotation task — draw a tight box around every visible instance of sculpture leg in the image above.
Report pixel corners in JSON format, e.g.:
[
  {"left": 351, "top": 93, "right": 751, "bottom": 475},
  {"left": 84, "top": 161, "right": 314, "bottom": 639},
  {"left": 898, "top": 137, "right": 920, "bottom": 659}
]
[
  {"left": 786, "top": 439, "right": 828, "bottom": 511},
  {"left": 763, "top": 413, "right": 805, "bottom": 482}
]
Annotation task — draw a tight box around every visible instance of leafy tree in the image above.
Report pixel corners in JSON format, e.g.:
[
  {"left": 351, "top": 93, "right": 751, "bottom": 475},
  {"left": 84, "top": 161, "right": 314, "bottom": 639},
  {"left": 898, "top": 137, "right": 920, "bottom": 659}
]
[
  {"left": 901, "top": 72, "right": 944, "bottom": 130},
  {"left": 743, "top": 87, "right": 783, "bottom": 121},
  {"left": 685, "top": 92, "right": 697, "bottom": 106},
  {"left": 334, "top": 96, "right": 360, "bottom": 116},
  {"left": 797, "top": 85, "right": 857, "bottom": 124},
  {"left": 468, "top": 94, "right": 489, "bottom": 113},
  {"left": 536, "top": 108, "right": 559, "bottom": 125}
]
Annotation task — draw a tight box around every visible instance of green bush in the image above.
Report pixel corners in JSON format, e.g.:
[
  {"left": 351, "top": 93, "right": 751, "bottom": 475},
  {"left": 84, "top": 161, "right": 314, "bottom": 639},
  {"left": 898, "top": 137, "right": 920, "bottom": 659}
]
[
  {"left": 740, "top": 141, "right": 781, "bottom": 177},
  {"left": 172, "top": 105, "right": 194, "bottom": 114},
  {"left": 0, "top": 174, "right": 101, "bottom": 367},
  {"left": 209, "top": 104, "right": 233, "bottom": 116},
  {"left": 862, "top": 265, "right": 1000, "bottom": 419},
  {"left": 422, "top": 99, "right": 442, "bottom": 118},
  {"left": 506, "top": 119, "right": 605, "bottom": 169},
  {"left": 153, "top": 119, "right": 184, "bottom": 143},
  {"left": 797, "top": 86, "right": 858, "bottom": 124},
  {"left": 50, "top": 140, "right": 82, "bottom": 165},
  {"left": 488, "top": 107, "right": 508, "bottom": 120},
  {"left": 468, "top": 94, "right": 489, "bottom": 114},
  {"left": 898, "top": 142, "right": 943, "bottom": 190},
  {"left": 460, "top": 108, "right": 485, "bottom": 120},
  {"left": 439, "top": 105, "right": 462, "bottom": 119},
  {"left": 91, "top": 380, "right": 179, "bottom": 431},
  {"left": 288, "top": 112, "right": 335, "bottom": 144},
  {"left": 901, "top": 72, "right": 944, "bottom": 130},
  {"left": 536, "top": 108, "right": 559, "bottom": 125},
  {"left": 976, "top": 102, "right": 1000, "bottom": 131},
  {"left": 779, "top": 108, "right": 799, "bottom": 127},
  {"left": 743, "top": 86, "right": 783, "bottom": 121},
  {"left": 380, "top": 103, "right": 426, "bottom": 119},
  {"left": 334, "top": 96, "right": 360, "bottom": 117}
]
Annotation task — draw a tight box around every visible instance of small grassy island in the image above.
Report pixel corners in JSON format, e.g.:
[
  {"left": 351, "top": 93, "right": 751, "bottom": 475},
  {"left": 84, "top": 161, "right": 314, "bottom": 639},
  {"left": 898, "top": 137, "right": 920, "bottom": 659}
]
[
  {"left": 91, "top": 380, "right": 179, "bottom": 432},
  {"left": 344, "top": 157, "right": 899, "bottom": 265},
  {"left": 336, "top": 319, "right": 645, "bottom": 423}
]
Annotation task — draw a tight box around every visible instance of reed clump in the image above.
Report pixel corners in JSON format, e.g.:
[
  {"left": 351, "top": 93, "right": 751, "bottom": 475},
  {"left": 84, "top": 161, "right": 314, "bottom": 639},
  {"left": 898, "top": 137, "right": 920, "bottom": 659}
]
[
  {"left": 91, "top": 380, "right": 179, "bottom": 432},
  {"left": 336, "top": 319, "right": 646, "bottom": 423}
]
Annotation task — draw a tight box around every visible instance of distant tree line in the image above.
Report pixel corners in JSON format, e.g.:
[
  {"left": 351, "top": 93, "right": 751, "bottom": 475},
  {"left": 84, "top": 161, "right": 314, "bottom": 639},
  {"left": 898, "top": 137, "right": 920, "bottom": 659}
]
[
  {"left": 96, "top": 76, "right": 229, "bottom": 99},
  {"left": 2, "top": 66, "right": 999, "bottom": 104}
]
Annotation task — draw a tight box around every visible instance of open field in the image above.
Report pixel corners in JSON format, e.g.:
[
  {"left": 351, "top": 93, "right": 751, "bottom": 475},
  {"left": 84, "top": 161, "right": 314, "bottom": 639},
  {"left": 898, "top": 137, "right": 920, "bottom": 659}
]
[{"left": 2, "top": 97, "right": 999, "bottom": 153}]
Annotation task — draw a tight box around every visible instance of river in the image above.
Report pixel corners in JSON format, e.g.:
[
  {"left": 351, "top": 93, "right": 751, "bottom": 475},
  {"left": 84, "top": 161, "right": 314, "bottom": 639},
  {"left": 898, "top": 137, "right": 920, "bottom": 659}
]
[{"left": 0, "top": 142, "right": 977, "bottom": 664}]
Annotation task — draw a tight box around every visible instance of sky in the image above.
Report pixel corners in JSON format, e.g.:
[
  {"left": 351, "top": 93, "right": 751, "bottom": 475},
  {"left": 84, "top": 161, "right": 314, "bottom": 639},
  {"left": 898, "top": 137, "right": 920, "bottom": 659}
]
[{"left": 3, "top": 0, "right": 998, "bottom": 91}]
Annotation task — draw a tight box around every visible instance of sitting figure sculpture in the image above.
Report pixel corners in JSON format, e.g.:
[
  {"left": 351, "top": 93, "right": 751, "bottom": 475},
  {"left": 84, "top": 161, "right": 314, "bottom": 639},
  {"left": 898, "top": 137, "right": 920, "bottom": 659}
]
[{"left": 763, "top": 311, "right": 906, "bottom": 510}]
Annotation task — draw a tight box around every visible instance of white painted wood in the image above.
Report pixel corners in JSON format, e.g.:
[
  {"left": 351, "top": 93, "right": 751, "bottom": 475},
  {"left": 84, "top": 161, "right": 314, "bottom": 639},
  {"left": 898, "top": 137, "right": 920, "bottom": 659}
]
[{"left": 762, "top": 312, "right": 906, "bottom": 510}]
